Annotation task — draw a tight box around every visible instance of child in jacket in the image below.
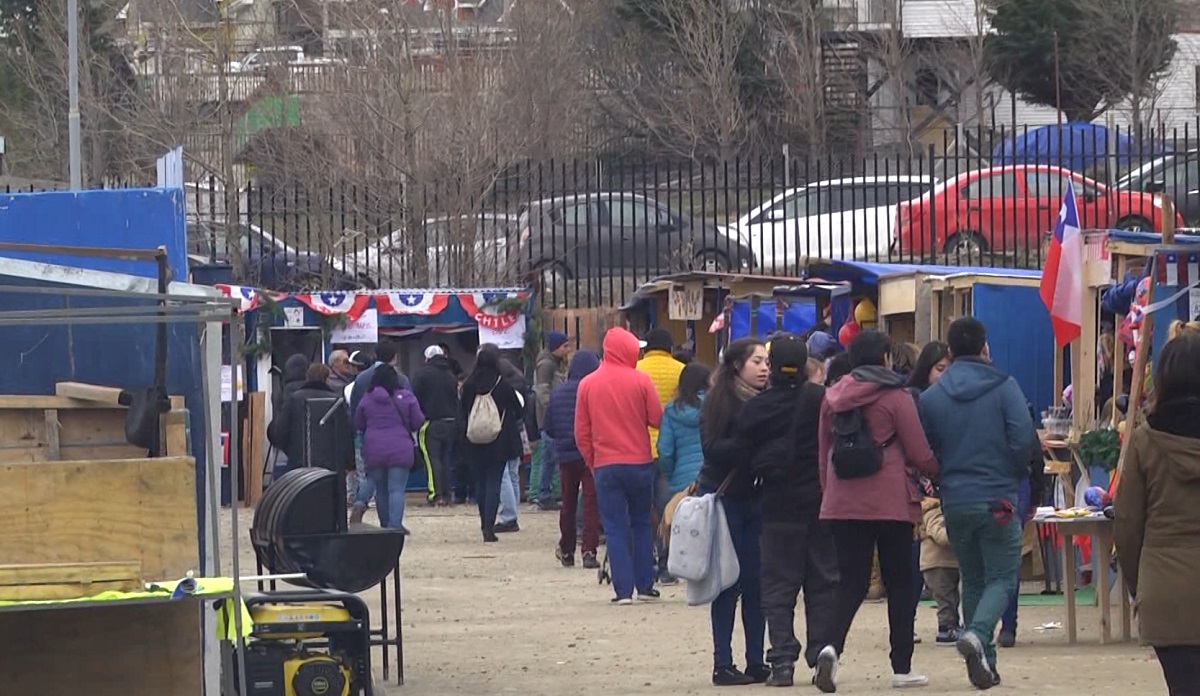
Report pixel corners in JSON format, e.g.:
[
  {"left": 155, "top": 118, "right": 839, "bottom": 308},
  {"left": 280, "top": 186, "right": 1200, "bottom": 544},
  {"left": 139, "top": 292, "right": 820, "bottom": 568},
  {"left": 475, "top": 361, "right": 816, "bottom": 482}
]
[
  {"left": 919, "top": 495, "right": 961, "bottom": 645},
  {"left": 656, "top": 363, "right": 711, "bottom": 495}
]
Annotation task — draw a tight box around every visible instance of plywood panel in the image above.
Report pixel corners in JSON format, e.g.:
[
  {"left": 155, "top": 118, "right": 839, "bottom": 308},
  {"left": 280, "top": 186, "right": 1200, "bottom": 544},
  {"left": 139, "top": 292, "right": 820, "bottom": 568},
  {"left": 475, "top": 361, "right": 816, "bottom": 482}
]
[
  {"left": 0, "top": 404, "right": 187, "bottom": 463},
  {"left": 0, "top": 457, "right": 197, "bottom": 579},
  {"left": 0, "top": 601, "right": 202, "bottom": 696},
  {"left": 0, "top": 561, "right": 143, "bottom": 601}
]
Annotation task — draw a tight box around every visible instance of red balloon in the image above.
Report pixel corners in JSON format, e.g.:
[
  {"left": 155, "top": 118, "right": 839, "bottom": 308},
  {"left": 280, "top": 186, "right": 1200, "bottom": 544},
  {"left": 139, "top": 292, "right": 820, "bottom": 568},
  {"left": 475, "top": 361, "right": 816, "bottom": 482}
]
[{"left": 838, "top": 321, "right": 861, "bottom": 347}]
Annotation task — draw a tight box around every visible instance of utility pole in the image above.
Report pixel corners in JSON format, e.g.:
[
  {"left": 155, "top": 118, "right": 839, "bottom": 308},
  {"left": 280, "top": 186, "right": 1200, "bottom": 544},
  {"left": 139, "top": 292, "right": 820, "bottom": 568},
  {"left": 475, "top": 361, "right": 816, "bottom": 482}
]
[
  {"left": 1053, "top": 30, "right": 1063, "bottom": 126},
  {"left": 67, "top": 0, "right": 82, "bottom": 189}
]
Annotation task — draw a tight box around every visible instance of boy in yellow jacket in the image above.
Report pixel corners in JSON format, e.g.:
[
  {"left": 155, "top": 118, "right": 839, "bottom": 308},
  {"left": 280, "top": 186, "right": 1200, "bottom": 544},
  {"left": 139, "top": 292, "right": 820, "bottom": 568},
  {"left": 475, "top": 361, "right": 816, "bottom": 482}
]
[
  {"left": 920, "top": 495, "right": 961, "bottom": 645},
  {"left": 636, "top": 328, "right": 685, "bottom": 584}
]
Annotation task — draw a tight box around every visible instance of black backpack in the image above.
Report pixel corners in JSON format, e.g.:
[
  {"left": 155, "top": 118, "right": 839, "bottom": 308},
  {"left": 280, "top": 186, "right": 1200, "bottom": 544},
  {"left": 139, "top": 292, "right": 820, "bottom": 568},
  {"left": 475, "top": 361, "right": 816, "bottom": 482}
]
[{"left": 830, "top": 406, "right": 896, "bottom": 480}]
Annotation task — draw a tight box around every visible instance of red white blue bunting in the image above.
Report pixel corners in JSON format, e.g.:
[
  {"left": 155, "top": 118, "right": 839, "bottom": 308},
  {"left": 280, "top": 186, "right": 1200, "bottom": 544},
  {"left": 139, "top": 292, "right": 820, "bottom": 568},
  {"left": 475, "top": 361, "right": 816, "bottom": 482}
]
[
  {"left": 1156, "top": 252, "right": 1200, "bottom": 287},
  {"left": 374, "top": 291, "right": 451, "bottom": 316},
  {"left": 293, "top": 291, "right": 371, "bottom": 320},
  {"left": 458, "top": 291, "right": 527, "bottom": 330},
  {"left": 215, "top": 284, "right": 261, "bottom": 312}
]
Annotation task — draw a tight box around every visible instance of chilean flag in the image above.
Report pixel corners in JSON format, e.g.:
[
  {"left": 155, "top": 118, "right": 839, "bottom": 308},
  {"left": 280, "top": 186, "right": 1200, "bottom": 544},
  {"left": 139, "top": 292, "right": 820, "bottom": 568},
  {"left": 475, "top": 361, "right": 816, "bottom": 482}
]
[{"left": 1040, "top": 185, "right": 1083, "bottom": 347}]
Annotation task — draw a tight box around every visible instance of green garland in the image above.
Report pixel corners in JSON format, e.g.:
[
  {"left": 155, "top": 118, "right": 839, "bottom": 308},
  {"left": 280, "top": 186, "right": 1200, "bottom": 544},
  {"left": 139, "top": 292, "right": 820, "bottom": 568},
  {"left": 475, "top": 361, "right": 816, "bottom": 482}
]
[
  {"left": 1079, "top": 429, "right": 1121, "bottom": 472},
  {"left": 241, "top": 292, "right": 285, "bottom": 359},
  {"left": 483, "top": 295, "right": 541, "bottom": 367}
]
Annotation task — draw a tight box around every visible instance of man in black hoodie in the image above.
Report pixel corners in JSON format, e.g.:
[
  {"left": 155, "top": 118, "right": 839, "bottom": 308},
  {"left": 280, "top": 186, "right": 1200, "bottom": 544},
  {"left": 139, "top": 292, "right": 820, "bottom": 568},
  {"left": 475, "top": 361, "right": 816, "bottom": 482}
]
[
  {"left": 412, "top": 345, "right": 460, "bottom": 506},
  {"left": 268, "top": 363, "right": 354, "bottom": 476},
  {"left": 739, "top": 334, "right": 840, "bottom": 688}
]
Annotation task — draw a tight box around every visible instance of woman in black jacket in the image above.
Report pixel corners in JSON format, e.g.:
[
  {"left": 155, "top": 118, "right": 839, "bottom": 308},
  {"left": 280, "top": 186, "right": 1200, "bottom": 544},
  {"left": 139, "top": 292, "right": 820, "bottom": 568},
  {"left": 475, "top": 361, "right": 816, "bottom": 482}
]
[
  {"left": 696, "top": 337, "right": 770, "bottom": 686},
  {"left": 459, "top": 346, "right": 526, "bottom": 542}
]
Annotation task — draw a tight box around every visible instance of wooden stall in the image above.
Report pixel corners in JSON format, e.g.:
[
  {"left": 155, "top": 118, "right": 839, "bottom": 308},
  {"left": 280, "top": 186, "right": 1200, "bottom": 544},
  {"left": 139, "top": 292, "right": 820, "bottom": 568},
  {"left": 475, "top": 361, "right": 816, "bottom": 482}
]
[
  {"left": 621, "top": 271, "right": 807, "bottom": 366},
  {"left": 0, "top": 385, "right": 205, "bottom": 695}
]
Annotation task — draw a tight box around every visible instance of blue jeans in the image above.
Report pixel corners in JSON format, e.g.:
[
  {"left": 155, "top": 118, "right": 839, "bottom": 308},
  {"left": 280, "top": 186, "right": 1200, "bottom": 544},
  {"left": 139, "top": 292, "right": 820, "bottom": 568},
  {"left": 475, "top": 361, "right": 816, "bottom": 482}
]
[
  {"left": 711, "top": 496, "right": 765, "bottom": 670},
  {"left": 539, "top": 433, "right": 558, "bottom": 502},
  {"left": 354, "top": 442, "right": 376, "bottom": 506},
  {"left": 498, "top": 458, "right": 521, "bottom": 525},
  {"left": 368, "top": 466, "right": 411, "bottom": 530},
  {"left": 594, "top": 463, "right": 656, "bottom": 600},
  {"left": 1001, "top": 479, "right": 1033, "bottom": 634}
]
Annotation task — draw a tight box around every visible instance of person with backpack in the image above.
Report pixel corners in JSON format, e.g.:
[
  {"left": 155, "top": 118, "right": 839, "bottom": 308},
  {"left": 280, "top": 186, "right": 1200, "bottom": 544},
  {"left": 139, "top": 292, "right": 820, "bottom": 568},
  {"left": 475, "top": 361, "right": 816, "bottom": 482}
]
[
  {"left": 738, "top": 334, "right": 839, "bottom": 688},
  {"left": 696, "top": 337, "right": 770, "bottom": 686},
  {"left": 918, "top": 317, "right": 1032, "bottom": 690},
  {"left": 458, "top": 345, "right": 527, "bottom": 542},
  {"left": 543, "top": 349, "right": 603, "bottom": 569},
  {"left": 575, "top": 327, "right": 663, "bottom": 604},
  {"left": 353, "top": 365, "right": 426, "bottom": 531},
  {"left": 814, "top": 330, "right": 940, "bottom": 693}
]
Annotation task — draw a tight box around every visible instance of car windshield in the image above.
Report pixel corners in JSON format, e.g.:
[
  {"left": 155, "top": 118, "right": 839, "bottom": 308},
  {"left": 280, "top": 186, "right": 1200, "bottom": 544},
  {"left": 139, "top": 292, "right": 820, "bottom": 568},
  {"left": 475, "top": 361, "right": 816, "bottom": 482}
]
[{"left": 1116, "top": 156, "right": 1172, "bottom": 190}]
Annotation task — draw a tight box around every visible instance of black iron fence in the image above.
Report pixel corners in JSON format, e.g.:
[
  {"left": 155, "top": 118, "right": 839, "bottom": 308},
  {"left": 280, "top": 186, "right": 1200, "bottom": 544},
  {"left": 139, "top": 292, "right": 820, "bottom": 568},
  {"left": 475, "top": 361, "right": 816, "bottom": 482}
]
[{"left": 5, "top": 123, "right": 1200, "bottom": 307}]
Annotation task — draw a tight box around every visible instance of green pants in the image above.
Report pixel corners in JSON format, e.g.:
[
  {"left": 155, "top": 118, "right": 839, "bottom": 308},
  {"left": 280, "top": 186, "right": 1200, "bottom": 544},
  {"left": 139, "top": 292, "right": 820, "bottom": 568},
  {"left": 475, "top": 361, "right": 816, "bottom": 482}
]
[{"left": 942, "top": 504, "right": 1022, "bottom": 666}]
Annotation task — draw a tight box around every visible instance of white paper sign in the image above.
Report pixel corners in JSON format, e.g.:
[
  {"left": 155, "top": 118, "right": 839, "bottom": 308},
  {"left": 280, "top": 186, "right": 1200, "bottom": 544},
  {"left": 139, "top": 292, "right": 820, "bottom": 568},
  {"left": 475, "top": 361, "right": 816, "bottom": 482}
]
[
  {"left": 669, "top": 282, "right": 704, "bottom": 320},
  {"left": 330, "top": 309, "right": 379, "bottom": 344},
  {"left": 221, "top": 365, "right": 244, "bottom": 402},
  {"left": 284, "top": 306, "right": 305, "bottom": 328},
  {"left": 1190, "top": 288, "right": 1200, "bottom": 321},
  {"left": 478, "top": 313, "right": 526, "bottom": 350}
]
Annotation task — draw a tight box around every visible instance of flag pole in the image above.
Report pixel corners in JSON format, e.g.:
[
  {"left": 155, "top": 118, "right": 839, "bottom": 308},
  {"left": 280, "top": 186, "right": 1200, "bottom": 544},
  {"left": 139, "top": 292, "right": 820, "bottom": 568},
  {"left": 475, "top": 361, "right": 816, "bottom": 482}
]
[{"left": 1113, "top": 193, "right": 1176, "bottom": 490}]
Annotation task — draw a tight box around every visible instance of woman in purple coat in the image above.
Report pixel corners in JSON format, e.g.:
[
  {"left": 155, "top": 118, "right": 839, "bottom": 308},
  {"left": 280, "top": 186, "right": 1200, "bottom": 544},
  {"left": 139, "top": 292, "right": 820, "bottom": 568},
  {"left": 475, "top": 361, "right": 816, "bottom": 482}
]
[{"left": 354, "top": 364, "right": 426, "bottom": 531}]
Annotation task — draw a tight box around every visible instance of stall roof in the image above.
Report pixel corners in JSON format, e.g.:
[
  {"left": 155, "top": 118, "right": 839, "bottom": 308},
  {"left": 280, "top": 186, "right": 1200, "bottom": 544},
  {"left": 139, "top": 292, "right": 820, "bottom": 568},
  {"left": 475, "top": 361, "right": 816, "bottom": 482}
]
[
  {"left": 620, "top": 270, "right": 840, "bottom": 311},
  {"left": 1108, "top": 230, "right": 1200, "bottom": 246},
  {"left": 807, "top": 260, "right": 1041, "bottom": 286}
]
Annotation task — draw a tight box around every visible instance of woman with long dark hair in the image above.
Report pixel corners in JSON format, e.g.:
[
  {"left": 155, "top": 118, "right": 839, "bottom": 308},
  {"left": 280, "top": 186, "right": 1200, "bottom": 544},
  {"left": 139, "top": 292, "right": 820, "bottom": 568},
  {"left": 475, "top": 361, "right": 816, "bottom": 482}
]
[
  {"left": 696, "top": 337, "right": 771, "bottom": 686},
  {"left": 1116, "top": 331, "right": 1200, "bottom": 695},
  {"left": 657, "top": 363, "right": 713, "bottom": 497},
  {"left": 908, "top": 341, "right": 950, "bottom": 393},
  {"left": 458, "top": 346, "right": 526, "bottom": 542}
]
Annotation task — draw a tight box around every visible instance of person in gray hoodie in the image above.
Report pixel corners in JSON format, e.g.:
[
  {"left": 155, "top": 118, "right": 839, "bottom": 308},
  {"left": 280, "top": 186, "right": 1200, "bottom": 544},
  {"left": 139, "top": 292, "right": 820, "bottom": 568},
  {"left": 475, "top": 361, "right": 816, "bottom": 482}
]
[{"left": 918, "top": 317, "right": 1032, "bottom": 691}]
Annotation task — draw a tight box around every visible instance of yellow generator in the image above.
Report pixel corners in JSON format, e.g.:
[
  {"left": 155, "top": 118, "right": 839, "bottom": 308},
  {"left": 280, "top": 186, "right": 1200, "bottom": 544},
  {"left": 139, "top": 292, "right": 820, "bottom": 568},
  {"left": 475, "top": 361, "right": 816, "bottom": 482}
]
[{"left": 237, "top": 590, "right": 386, "bottom": 696}]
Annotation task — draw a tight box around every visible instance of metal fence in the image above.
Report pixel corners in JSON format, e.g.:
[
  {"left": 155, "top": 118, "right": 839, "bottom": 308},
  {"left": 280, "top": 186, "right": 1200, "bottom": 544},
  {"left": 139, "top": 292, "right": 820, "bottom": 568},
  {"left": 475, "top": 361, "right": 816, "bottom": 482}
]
[{"left": 5, "top": 123, "right": 1199, "bottom": 307}]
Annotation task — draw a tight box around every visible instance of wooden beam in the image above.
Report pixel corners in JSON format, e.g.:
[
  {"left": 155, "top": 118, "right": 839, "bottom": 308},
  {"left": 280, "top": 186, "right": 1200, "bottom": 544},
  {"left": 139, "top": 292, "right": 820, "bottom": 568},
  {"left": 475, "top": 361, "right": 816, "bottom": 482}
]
[
  {"left": 54, "top": 382, "right": 126, "bottom": 406},
  {"left": 43, "top": 410, "right": 60, "bottom": 461},
  {"left": 0, "top": 561, "right": 142, "bottom": 601}
]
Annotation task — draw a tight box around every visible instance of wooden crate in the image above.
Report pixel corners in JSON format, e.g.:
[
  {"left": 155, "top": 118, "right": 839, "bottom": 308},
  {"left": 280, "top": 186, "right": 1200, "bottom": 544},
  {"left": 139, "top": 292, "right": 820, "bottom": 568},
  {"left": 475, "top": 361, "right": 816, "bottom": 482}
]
[
  {"left": 0, "top": 562, "right": 143, "bottom": 601},
  {"left": 0, "top": 457, "right": 198, "bottom": 580},
  {"left": 0, "top": 601, "right": 202, "bottom": 696}
]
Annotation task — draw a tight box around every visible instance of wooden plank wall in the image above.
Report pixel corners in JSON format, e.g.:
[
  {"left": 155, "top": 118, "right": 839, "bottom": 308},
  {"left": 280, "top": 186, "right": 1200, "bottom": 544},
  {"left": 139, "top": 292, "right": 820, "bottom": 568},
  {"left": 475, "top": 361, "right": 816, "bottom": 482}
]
[
  {"left": 544, "top": 308, "right": 624, "bottom": 351},
  {"left": 0, "top": 395, "right": 188, "bottom": 463},
  {"left": 0, "top": 457, "right": 198, "bottom": 579}
]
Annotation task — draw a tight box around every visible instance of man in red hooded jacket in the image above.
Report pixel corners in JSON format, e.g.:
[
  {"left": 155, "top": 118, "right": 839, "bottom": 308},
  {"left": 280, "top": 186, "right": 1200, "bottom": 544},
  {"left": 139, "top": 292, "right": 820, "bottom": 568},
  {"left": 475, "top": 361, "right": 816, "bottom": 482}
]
[{"left": 576, "top": 327, "right": 663, "bottom": 605}]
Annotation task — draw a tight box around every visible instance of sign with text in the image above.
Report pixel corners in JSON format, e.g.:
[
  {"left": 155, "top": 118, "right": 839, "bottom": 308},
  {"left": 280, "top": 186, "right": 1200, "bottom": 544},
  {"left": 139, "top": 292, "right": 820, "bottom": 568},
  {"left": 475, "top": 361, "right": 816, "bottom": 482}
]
[
  {"left": 669, "top": 282, "right": 704, "bottom": 321},
  {"left": 330, "top": 308, "right": 379, "bottom": 345}
]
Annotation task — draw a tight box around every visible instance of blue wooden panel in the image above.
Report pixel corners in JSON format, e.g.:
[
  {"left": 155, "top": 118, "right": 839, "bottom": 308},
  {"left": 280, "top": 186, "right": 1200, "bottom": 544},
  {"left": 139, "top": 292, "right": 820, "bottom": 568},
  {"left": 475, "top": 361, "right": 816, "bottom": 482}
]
[
  {"left": 0, "top": 189, "right": 187, "bottom": 279},
  {"left": 972, "top": 283, "right": 1056, "bottom": 416}
]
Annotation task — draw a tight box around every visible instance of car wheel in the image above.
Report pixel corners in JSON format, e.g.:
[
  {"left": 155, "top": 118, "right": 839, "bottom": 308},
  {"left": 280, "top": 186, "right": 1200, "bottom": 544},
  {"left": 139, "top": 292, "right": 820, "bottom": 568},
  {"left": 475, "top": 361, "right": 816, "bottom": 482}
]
[
  {"left": 534, "top": 261, "right": 573, "bottom": 306},
  {"left": 1114, "top": 216, "right": 1153, "bottom": 232},
  {"left": 943, "top": 232, "right": 987, "bottom": 265},
  {"left": 694, "top": 250, "right": 730, "bottom": 273}
]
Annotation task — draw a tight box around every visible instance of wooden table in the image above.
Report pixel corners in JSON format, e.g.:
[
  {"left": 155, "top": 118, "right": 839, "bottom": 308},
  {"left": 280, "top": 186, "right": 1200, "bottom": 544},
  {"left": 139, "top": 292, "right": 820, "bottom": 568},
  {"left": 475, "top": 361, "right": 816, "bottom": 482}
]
[{"left": 1037, "top": 516, "right": 1133, "bottom": 644}]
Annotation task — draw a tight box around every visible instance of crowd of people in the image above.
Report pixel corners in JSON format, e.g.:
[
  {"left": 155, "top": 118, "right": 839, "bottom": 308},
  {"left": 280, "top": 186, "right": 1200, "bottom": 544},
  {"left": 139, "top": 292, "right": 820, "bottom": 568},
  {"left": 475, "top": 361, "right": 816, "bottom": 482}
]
[{"left": 261, "top": 309, "right": 1200, "bottom": 695}]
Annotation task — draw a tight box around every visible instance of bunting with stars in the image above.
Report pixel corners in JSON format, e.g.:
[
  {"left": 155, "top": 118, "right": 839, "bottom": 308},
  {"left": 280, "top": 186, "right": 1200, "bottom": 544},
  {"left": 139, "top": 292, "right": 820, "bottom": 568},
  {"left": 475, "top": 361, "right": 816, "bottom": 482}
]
[
  {"left": 292, "top": 291, "right": 371, "bottom": 320},
  {"left": 374, "top": 291, "right": 451, "bottom": 316}
]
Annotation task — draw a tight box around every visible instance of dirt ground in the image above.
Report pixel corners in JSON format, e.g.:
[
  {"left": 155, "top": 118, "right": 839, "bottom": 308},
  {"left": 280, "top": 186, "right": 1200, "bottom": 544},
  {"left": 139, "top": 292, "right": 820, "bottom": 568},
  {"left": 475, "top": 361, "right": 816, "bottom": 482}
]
[{"left": 222, "top": 501, "right": 1166, "bottom": 696}]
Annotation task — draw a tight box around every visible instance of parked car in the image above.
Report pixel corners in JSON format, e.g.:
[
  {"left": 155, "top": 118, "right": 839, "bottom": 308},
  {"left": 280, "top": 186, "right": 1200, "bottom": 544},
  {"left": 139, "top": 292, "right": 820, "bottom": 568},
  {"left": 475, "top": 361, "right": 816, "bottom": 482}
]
[
  {"left": 1116, "top": 151, "right": 1200, "bottom": 228},
  {"left": 728, "top": 176, "right": 936, "bottom": 273},
  {"left": 895, "top": 165, "right": 1180, "bottom": 258},
  {"left": 515, "top": 192, "right": 755, "bottom": 288},
  {"left": 187, "top": 220, "right": 362, "bottom": 291},
  {"left": 349, "top": 214, "right": 522, "bottom": 288}
]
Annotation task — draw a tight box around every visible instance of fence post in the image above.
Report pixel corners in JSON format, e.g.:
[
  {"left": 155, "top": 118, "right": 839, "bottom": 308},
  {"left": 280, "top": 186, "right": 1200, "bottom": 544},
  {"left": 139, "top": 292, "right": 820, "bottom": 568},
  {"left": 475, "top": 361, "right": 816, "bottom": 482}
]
[{"left": 927, "top": 143, "right": 937, "bottom": 265}]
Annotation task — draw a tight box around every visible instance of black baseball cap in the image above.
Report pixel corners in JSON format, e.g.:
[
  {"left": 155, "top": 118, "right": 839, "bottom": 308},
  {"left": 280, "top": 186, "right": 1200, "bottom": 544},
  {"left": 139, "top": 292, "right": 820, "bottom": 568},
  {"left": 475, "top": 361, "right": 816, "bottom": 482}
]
[{"left": 769, "top": 333, "right": 808, "bottom": 376}]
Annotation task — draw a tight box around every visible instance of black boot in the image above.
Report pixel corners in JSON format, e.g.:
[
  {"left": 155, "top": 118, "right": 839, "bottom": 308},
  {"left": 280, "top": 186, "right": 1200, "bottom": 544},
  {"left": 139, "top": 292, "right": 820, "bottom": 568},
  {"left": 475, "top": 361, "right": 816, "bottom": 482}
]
[
  {"left": 765, "top": 663, "right": 794, "bottom": 687},
  {"left": 744, "top": 664, "right": 770, "bottom": 684}
]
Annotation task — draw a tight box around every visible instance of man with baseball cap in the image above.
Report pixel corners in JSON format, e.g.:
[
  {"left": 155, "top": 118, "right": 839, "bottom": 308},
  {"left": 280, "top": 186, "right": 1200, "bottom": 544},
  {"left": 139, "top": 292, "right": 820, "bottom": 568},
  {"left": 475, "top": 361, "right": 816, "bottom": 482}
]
[
  {"left": 532, "top": 330, "right": 572, "bottom": 510},
  {"left": 412, "top": 345, "right": 461, "bottom": 506},
  {"left": 737, "top": 333, "right": 839, "bottom": 687}
]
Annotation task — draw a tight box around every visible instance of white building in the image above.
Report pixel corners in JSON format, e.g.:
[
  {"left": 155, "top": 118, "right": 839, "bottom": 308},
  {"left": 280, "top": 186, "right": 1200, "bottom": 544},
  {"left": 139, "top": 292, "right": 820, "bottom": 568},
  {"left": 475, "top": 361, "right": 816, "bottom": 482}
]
[{"left": 822, "top": 0, "right": 1200, "bottom": 149}]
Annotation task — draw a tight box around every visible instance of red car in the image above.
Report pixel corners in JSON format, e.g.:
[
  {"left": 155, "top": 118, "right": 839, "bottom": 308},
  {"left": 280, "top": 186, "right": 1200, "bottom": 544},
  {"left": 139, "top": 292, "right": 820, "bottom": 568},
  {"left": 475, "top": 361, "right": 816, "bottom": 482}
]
[{"left": 895, "top": 165, "right": 1180, "bottom": 257}]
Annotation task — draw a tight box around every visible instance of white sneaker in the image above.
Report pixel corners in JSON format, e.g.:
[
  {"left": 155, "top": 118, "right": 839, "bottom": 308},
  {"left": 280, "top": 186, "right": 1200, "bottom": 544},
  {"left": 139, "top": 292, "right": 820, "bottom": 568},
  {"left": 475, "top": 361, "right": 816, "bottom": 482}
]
[
  {"left": 813, "top": 645, "right": 839, "bottom": 693},
  {"left": 892, "top": 672, "right": 929, "bottom": 689}
]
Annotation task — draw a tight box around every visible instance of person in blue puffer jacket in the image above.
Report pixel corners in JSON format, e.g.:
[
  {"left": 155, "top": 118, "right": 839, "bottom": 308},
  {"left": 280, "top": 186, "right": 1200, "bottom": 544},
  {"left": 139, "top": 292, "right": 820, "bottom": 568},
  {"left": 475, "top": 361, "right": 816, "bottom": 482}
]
[
  {"left": 543, "top": 349, "right": 602, "bottom": 569},
  {"left": 657, "top": 362, "right": 713, "bottom": 495}
]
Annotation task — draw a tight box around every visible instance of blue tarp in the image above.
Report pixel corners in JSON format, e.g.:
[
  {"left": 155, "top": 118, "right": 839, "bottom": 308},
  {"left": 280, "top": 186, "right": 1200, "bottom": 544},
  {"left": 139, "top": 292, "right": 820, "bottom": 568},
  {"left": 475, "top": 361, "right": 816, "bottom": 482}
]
[
  {"left": 808, "top": 260, "right": 1041, "bottom": 289},
  {"left": 729, "top": 297, "right": 818, "bottom": 340},
  {"left": 973, "top": 283, "right": 1056, "bottom": 416},
  {"left": 1107, "top": 229, "right": 1200, "bottom": 245},
  {"left": 991, "top": 122, "right": 1170, "bottom": 174}
]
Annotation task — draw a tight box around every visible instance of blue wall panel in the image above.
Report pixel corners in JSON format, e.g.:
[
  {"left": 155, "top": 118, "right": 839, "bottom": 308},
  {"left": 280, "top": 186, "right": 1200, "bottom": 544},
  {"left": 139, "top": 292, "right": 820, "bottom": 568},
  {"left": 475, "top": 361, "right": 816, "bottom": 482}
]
[
  {"left": 973, "top": 283, "right": 1055, "bottom": 416},
  {"left": 0, "top": 188, "right": 187, "bottom": 279}
]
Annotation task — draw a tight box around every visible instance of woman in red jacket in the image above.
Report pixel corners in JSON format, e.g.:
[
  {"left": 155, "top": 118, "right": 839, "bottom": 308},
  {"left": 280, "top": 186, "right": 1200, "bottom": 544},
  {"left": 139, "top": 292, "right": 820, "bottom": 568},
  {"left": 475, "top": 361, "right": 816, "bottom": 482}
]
[{"left": 813, "top": 330, "right": 940, "bottom": 693}]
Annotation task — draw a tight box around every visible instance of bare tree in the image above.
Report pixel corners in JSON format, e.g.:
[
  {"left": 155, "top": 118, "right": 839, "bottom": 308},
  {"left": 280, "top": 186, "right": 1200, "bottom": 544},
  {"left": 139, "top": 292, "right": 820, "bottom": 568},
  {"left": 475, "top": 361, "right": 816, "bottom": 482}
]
[{"left": 590, "top": 0, "right": 755, "bottom": 162}]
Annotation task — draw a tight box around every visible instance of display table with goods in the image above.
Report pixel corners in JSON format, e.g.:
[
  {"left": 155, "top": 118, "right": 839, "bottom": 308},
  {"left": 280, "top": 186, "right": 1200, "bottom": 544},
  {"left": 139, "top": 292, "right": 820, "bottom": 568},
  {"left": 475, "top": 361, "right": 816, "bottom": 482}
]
[{"left": 1034, "top": 504, "right": 1133, "bottom": 645}]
